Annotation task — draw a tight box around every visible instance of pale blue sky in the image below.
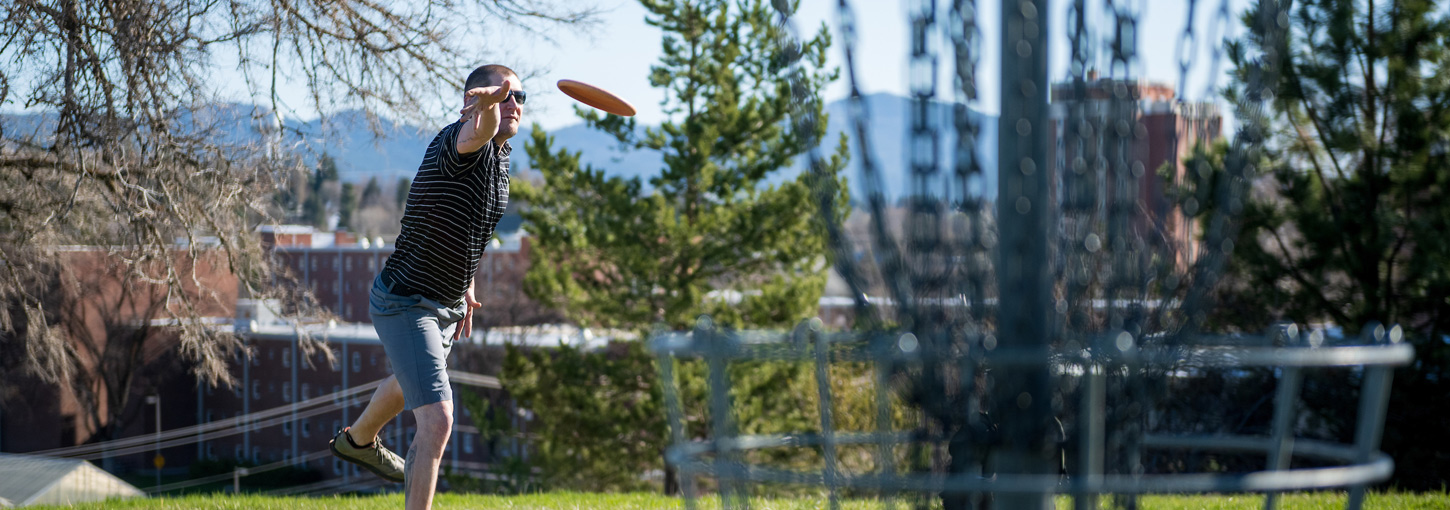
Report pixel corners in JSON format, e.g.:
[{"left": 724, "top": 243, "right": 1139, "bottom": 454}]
[
  {"left": 509, "top": 0, "right": 1254, "bottom": 130},
  {"left": 3, "top": 1, "right": 1255, "bottom": 130}
]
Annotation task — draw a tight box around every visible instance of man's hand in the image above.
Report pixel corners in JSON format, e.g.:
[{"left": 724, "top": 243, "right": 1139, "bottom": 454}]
[
  {"left": 453, "top": 279, "right": 483, "bottom": 341},
  {"left": 457, "top": 81, "right": 511, "bottom": 154}
]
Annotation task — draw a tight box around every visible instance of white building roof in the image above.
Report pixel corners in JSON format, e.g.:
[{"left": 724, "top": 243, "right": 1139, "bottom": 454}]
[
  {"left": 242, "top": 320, "right": 635, "bottom": 351},
  {"left": 0, "top": 454, "right": 145, "bottom": 507}
]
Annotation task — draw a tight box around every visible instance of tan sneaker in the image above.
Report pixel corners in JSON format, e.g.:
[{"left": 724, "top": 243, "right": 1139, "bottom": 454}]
[{"left": 329, "top": 427, "right": 405, "bottom": 483}]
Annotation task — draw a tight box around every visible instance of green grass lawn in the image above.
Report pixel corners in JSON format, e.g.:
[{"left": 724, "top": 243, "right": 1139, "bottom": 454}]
[{"left": 33, "top": 491, "right": 1450, "bottom": 510}]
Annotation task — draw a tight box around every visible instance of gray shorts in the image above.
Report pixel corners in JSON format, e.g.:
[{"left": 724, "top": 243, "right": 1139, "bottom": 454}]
[{"left": 369, "top": 273, "right": 466, "bottom": 410}]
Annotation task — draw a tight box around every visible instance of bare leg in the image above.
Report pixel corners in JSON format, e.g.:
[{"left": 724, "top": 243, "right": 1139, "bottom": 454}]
[
  {"left": 349, "top": 375, "right": 404, "bottom": 442},
  {"left": 404, "top": 400, "right": 453, "bottom": 510}
]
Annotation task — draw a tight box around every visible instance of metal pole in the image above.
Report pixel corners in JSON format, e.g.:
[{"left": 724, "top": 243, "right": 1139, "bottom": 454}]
[
  {"left": 147, "top": 394, "right": 161, "bottom": 491},
  {"left": 234, "top": 467, "right": 248, "bottom": 493},
  {"left": 1076, "top": 360, "right": 1105, "bottom": 510},
  {"left": 196, "top": 381, "right": 204, "bottom": 461},
  {"left": 1262, "top": 366, "right": 1303, "bottom": 510},
  {"left": 1348, "top": 325, "right": 1399, "bottom": 510},
  {"left": 994, "top": 0, "right": 1055, "bottom": 508},
  {"left": 342, "top": 334, "right": 350, "bottom": 484},
  {"left": 292, "top": 326, "right": 299, "bottom": 466},
  {"left": 243, "top": 345, "right": 251, "bottom": 462}
]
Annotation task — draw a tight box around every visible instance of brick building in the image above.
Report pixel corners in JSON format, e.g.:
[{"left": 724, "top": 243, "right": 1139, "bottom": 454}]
[
  {"left": 259, "top": 222, "right": 541, "bottom": 325},
  {"left": 194, "top": 299, "right": 510, "bottom": 487},
  {"left": 1050, "top": 77, "right": 1223, "bottom": 270},
  {"left": 1, "top": 225, "right": 539, "bottom": 489},
  {"left": 0, "top": 247, "right": 236, "bottom": 463}
]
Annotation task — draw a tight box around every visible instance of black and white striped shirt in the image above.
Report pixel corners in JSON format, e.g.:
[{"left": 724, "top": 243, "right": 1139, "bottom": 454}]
[{"left": 381, "top": 121, "right": 510, "bottom": 305}]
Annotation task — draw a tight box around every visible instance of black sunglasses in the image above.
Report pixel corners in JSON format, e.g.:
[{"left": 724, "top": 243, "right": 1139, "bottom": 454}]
[{"left": 505, "top": 90, "right": 527, "bottom": 105}]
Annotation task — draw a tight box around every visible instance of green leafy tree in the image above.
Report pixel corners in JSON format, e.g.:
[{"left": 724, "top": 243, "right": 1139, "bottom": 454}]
[
  {"left": 503, "top": 0, "right": 851, "bottom": 493},
  {"left": 503, "top": 341, "right": 665, "bottom": 492},
  {"left": 515, "top": 0, "right": 849, "bottom": 332},
  {"left": 1170, "top": 0, "right": 1450, "bottom": 488}
]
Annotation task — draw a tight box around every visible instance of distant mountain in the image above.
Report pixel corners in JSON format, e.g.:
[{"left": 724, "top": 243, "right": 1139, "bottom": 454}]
[
  {"left": 1, "top": 94, "right": 1000, "bottom": 202},
  {"left": 516, "top": 94, "right": 1000, "bottom": 203},
  {"left": 821, "top": 94, "right": 1000, "bottom": 203}
]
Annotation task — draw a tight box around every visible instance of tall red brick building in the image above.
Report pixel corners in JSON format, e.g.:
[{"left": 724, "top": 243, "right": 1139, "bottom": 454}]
[{"left": 1050, "top": 77, "right": 1223, "bottom": 270}]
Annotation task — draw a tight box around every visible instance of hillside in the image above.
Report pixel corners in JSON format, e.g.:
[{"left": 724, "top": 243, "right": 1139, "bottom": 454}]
[{"left": 0, "top": 94, "right": 999, "bottom": 203}]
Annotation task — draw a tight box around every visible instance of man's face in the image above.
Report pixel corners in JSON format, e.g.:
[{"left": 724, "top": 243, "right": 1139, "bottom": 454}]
[{"left": 493, "top": 74, "right": 524, "bottom": 141}]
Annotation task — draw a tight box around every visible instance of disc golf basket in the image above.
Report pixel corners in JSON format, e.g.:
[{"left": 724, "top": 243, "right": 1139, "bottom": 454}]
[{"left": 649, "top": 1, "right": 1413, "bottom": 509}]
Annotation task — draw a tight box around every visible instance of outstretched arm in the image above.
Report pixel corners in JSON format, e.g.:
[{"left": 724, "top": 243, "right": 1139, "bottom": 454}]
[{"left": 456, "top": 81, "right": 512, "bottom": 154}]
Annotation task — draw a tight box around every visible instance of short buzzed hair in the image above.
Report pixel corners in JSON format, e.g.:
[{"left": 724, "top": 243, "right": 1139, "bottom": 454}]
[{"left": 464, "top": 64, "right": 518, "bottom": 92}]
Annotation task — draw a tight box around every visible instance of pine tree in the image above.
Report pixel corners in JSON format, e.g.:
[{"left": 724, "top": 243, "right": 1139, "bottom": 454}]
[
  {"left": 505, "top": 0, "right": 850, "bottom": 492},
  {"left": 1174, "top": 0, "right": 1450, "bottom": 488},
  {"left": 396, "top": 177, "right": 412, "bottom": 210},
  {"left": 303, "top": 154, "right": 338, "bottom": 229},
  {"left": 338, "top": 182, "right": 358, "bottom": 232},
  {"left": 360, "top": 176, "right": 383, "bottom": 208},
  {"left": 515, "top": 0, "right": 849, "bottom": 332}
]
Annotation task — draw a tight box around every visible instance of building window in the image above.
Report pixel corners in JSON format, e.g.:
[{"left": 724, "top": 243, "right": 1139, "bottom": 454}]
[
  {"left": 302, "top": 419, "right": 312, "bottom": 438},
  {"left": 345, "top": 304, "right": 353, "bottom": 316},
  {"left": 252, "top": 447, "right": 260, "bottom": 463},
  {"left": 206, "top": 443, "right": 215, "bottom": 459},
  {"left": 332, "top": 386, "right": 341, "bottom": 404},
  {"left": 301, "top": 383, "right": 310, "bottom": 400},
  {"left": 333, "top": 257, "right": 340, "bottom": 270},
  {"left": 283, "top": 421, "right": 292, "bottom": 436},
  {"left": 206, "top": 410, "right": 214, "bottom": 423},
  {"left": 333, "top": 281, "right": 339, "bottom": 293},
  {"left": 463, "top": 433, "right": 474, "bottom": 454},
  {"left": 370, "top": 353, "right": 378, "bottom": 367},
  {"left": 235, "top": 444, "right": 243, "bottom": 460},
  {"left": 344, "top": 282, "right": 351, "bottom": 293},
  {"left": 234, "top": 384, "right": 244, "bottom": 399},
  {"left": 333, "top": 458, "right": 344, "bottom": 475},
  {"left": 282, "top": 382, "right": 292, "bottom": 403},
  {"left": 332, "top": 420, "right": 341, "bottom": 436},
  {"left": 281, "top": 350, "right": 290, "bottom": 368},
  {"left": 352, "top": 352, "right": 361, "bottom": 373},
  {"left": 283, "top": 449, "right": 291, "bottom": 462},
  {"left": 368, "top": 258, "right": 377, "bottom": 271},
  {"left": 346, "top": 258, "right": 353, "bottom": 271},
  {"left": 252, "top": 380, "right": 261, "bottom": 400},
  {"left": 311, "top": 258, "right": 317, "bottom": 271}
]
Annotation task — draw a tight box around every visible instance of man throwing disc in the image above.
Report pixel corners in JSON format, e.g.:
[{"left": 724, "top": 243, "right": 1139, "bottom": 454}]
[{"left": 328, "top": 64, "right": 523, "bottom": 509}]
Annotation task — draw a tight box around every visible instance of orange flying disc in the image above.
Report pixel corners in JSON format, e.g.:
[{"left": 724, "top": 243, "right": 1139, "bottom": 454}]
[{"left": 557, "top": 79, "right": 637, "bottom": 117}]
